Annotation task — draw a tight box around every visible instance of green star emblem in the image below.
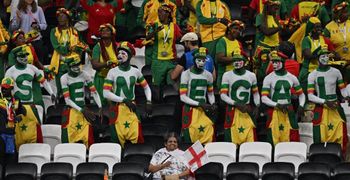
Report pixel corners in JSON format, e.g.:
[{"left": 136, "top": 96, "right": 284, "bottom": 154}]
[
  {"left": 124, "top": 121, "right": 130, "bottom": 128},
  {"left": 20, "top": 124, "right": 27, "bottom": 131},
  {"left": 279, "top": 124, "right": 284, "bottom": 131},
  {"left": 238, "top": 126, "right": 245, "bottom": 133},
  {"left": 328, "top": 123, "right": 334, "bottom": 131},
  {"left": 76, "top": 123, "right": 82, "bottom": 130},
  {"left": 198, "top": 125, "right": 205, "bottom": 133}
]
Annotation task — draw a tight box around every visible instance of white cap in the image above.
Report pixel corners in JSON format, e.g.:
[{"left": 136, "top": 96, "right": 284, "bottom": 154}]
[{"left": 180, "top": 32, "right": 198, "bottom": 42}]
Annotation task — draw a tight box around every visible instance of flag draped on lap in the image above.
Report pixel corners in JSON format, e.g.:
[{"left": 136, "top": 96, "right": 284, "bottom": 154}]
[
  {"left": 182, "top": 105, "right": 214, "bottom": 144},
  {"left": 183, "top": 140, "right": 209, "bottom": 173},
  {"left": 224, "top": 105, "right": 257, "bottom": 145},
  {"left": 266, "top": 106, "right": 300, "bottom": 145},
  {"left": 109, "top": 103, "right": 143, "bottom": 147},
  {"left": 61, "top": 107, "right": 93, "bottom": 147},
  {"left": 15, "top": 104, "right": 43, "bottom": 150},
  {"left": 312, "top": 104, "right": 348, "bottom": 151}
]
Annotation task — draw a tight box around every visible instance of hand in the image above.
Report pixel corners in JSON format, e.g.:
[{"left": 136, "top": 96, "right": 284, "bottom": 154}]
[
  {"left": 276, "top": 104, "right": 288, "bottom": 113},
  {"left": 14, "top": 115, "right": 22, "bottom": 123},
  {"left": 123, "top": 99, "right": 137, "bottom": 112},
  {"left": 146, "top": 101, "right": 152, "bottom": 116},
  {"left": 297, "top": 106, "right": 304, "bottom": 118},
  {"left": 235, "top": 103, "right": 249, "bottom": 113},
  {"left": 82, "top": 108, "right": 96, "bottom": 123},
  {"left": 218, "top": 18, "right": 230, "bottom": 26},
  {"left": 17, "top": 104, "right": 27, "bottom": 116},
  {"left": 325, "top": 100, "right": 338, "bottom": 109},
  {"left": 16, "top": 10, "right": 22, "bottom": 22},
  {"left": 161, "top": 161, "right": 171, "bottom": 169}
]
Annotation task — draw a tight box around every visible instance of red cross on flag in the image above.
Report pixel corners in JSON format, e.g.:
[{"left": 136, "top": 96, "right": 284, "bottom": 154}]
[{"left": 183, "top": 140, "right": 209, "bottom": 172}]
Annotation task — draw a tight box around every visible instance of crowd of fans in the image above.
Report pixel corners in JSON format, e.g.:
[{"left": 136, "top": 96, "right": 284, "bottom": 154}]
[{"left": 0, "top": 0, "right": 350, "bottom": 178}]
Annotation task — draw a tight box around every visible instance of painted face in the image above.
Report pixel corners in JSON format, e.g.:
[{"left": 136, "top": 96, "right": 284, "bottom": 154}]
[
  {"left": 233, "top": 59, "right": 244, "bottom": 69},
  {"left": 164, "top": 136, "right": 178, "bottom": 151},
  {"left": 195, "top": 58, "right": 206, "bottom": 69},
  {"left": 319, "top": 54, "right": 329, "bottom": 65},
  {"left": 70, "top": 64, "right": 81, "bottom": 74},
  {"left": 16, "top": 54, "right": 28, "bottom": 65},
  {"left": 272, "top": 60, "right": 283, "bottom": 71},
  {"left": 117, "top": 49, "right": 129, "bottom": 63}
]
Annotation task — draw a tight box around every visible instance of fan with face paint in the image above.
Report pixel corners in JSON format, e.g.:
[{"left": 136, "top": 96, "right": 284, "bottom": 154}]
[
  {"left": 317, "top": 47, "right": 331, "bottom": 66},
  {"left": 65, "top": 54, "right": 82, "bottom": 75},
  {"left": 232, "top": 51, "right": 246, "bottom": 70},
  {"left": 12, "top": 46, "right": 30, "bottom": 66},
  {"left": 116, "top": 41, "right": 136, "bottom": 65},
  {"left": 192, "top": 47, "right": 208, "bottom": 71},
  {"left": 269, "top": 50, "right": 288, "bottom": 71}
]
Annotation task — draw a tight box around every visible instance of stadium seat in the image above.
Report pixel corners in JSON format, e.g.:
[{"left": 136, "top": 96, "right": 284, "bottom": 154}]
[
  {"left": 239, "top": 142, "right": 272, "bottom": 172},
  {"left": 334, "top": 162, "right": 350, "bottom": 180},
  {"left": 123, "top": 144, "right": 154, "bottom": 170},
  {"left": 150, "top": 103, "right": 176, "bottom": 133},
  {"left": 40, "top": 162, "right": 73, "bottom": 180},
  {"left": 45, "top": 104, "right": 65, "bottom": 125},
  {"left": 141, "top": 65, "right": 152, "bottom": 85},
  {"left": 131, "top": 47, "right": 146, "bottom": 71},
  {"left": 298, "top": 123, "right": 313, "bottom": 152},
  {"left": 76, "top": 162, "right": 108, "bottom": 180},
  {"left": 112, "top": 162, "right": 144, "bottom": 180},
  {"left": 274, "top": 142, "right": 307, "bottom": 172},
  {"left": 194, "top": 162, "right": 224, "bottom": 180},
  {"left": 143, "top": 131, "right": 165, "bottom": 151},
  {"left": 162, "top": 85, "right": 179, "bottom": 104},
  {"left": 89, "top": 143, "right": 121, "bottom": 175},
  {"left": 18, "top": 143, "right": 51, "bottom": 174},
  {"left": 178, "top": 142, "right": 193, "bottom": 151},
  {"left": 298, "top": 162, "right": 331, "bottom": 180},
  {"left": 226, "top": 162, "right": 259, "bottom": 180},
  {"left": 261, "top": 162, "right": 295, "bottom": 180},
  {"left": 35, "top": 105, "right": 44, "bottom": 124},
  {"left": 5, "top": 162, "right": 37, "bottom": 180},
  {"left": 54, "top": 143, "right": 86, "bottom": 173},
  {"left": 41, "top": 124, "right": 61, "bottom": 155},
  {"left": 204, "top": 142, "right": 237, "bottom": 173},
  {"left": 309, "top": 143, "right": 343, "bottom": 168}
]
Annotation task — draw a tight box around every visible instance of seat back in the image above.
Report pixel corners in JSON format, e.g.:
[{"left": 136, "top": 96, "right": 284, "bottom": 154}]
[
  {"left": 5, "top": 163, "right": 37, "bottom": 180},
  {"left": 89, "top": 143, "right": 121, "bottom": 175},
  {"left": 112, "top": 162, "right": 144, "bottom": 180},
  {"left": 131, "top": 47, "right": 145, "bottom": 71},
  {"left": 298, "top": 123, "right": 313, "bottom": 152},
  {"left": 40, "top": 162, "right": 73, "bottom": 180},
  {"left": 194, "top": 162, "right": 224, "bottom": 180},
  {"left": 76, "top": 162, "right": 108, "bottom": 180},
  {"left": 226, "top": 162, "right": 259, "bottom": 180},
  {"left": 239, "top": 142, "right": 272, "bottom": 172},
  {"left": 18, "top": 143, "right": 51, "bottom": 173},
  {"left": 262, "top": 162, "right": 295, "bottom": 180},
  {"left": 54, "top": 143, "right": 86, "bottom": 173},
  {"left": 45, "top": 105, "right": 65, "bottom": 125},
  {"left": 205, "top": 142, "right": 236, "bottom": 173},
  {"left": 334, "top": 162, "right": 350, "bottom": 180},
  {"left": 309, "top": 143, "right": 342, "bottom": 168},
  {"left": 298, "top": 162, "right": 331, "bottom": 180},
  {"left": 275, "top": 142, "right": 307, "bottom": 172},
  {"left": 41, "top": 124, "right": 62, "bottom": 155},
  {"left": 123, "top": 144, "right": 154, "bottom": 170}
]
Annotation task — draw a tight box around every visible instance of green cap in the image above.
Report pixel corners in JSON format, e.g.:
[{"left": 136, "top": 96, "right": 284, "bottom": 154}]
[
  {"left": 12, "top": 46, "right": 29, "bottom": 58},
  {"left": 64, "top": 54, "right": 81, "bottom": 66},
  {"left": 192, "top": 47, "right": 208, "bottom": 59}
]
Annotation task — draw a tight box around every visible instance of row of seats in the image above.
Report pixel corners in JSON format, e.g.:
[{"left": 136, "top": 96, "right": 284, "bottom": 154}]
[
  {"left": 3, "top": 162, "right": 144, "bottom": 180},
  {"left": 4, "top": 161, "right": 350, "bottom": 180},
  {"left": 18, "top": 141, "right": 344, "bottom": 176},
  {"left": 195, "top": 161, "right": 350, "bottom": 180}
]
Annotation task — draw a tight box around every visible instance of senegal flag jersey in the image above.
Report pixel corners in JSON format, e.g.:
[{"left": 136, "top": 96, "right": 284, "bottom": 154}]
[
  {"left": 5, "top": 64, "right": 45, "bottom": 104},
  {"left": 301, "top": 36, "right": 328, "bottom": 73},
  {"left": 324, "top": 20, "right": 350, "bottom": 61},
  {"left": 180, "top": 69, "right": 215, "bottom": 144},
  {"left": 104, "top": 66, "right": 147, "bottom": 146},
  {"left": 256, "top": 14, "right": 280, "bottom": 47},
  {"left": 215, "top": 37, "right": 243, "bottom": 86},
  {"left": 307, "top": 67, "right": 348, "bottom": 150},
  {"left": 60, "top": 71, "right": 96, "bottom": 147},
  {"left": 220, "top": 70, "right": 259, "bottom": 145},
  {"left": 92, "top": 42, "right": 118, "bottom": 77}
]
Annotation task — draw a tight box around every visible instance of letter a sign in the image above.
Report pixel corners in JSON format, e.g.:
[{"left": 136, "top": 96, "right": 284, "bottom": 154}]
[{"left": 183, "top": 140, "right": 209, "bottom": 172}]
